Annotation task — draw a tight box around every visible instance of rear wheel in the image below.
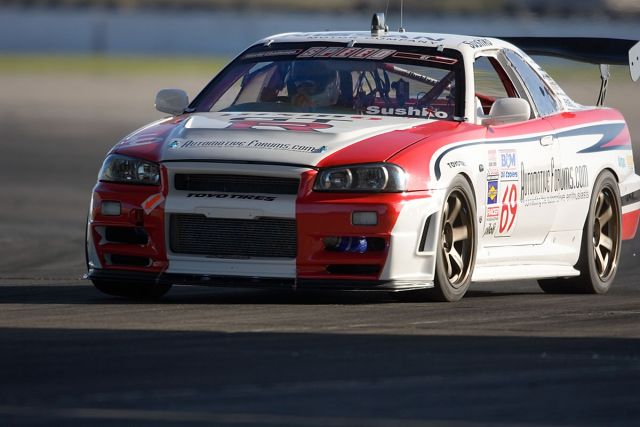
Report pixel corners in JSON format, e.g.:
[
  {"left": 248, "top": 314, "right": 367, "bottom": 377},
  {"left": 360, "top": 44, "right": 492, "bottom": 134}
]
[
  {"left": 426, "top": 176, "right": 477, "bottom": 302},
  {"left": 538, "top": 171, "right": 621, "bottom": 294},
  {"left": 92, "top": 280, "right": 172, "bottom": 300}
]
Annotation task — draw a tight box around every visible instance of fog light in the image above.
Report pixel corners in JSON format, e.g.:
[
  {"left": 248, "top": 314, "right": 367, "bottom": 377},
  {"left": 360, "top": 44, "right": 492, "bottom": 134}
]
[
  {"left": 323, "top": 236, "right": 368, "bottom": 253},
  {"left": 352, "top": 211, "right": 378, "bottom": 226},
  {"left": 101, "top": 201, "right": 121, "bottom": 216}
]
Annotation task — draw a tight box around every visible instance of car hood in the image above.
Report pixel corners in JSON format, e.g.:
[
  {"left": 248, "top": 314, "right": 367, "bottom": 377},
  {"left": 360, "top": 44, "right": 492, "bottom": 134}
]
[
  {"left": 144, "top": 112, "right": 437, "bottom": 166},
  {"left": 114, "top": 112, "right": 456, "bottom": 167}
]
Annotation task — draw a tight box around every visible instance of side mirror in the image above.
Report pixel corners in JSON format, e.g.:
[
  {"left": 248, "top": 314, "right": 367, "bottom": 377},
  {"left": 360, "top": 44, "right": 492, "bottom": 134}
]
[
  {"left": 155, "top": 89, "right": 189, "bottom": 115},
  {"left": 482, "top": 98, "right": 531, "bottom": 126}
]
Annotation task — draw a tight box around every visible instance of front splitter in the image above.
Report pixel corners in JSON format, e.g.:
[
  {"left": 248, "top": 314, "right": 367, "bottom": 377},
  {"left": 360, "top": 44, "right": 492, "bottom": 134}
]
[{"left": 86, "top": 268, "right": 433, "bottom": 292}]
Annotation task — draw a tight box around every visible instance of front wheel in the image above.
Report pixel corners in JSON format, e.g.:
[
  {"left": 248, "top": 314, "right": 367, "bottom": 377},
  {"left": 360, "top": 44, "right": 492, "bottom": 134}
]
[
  {"left": 427, "top": 176, "right": 477, "bottom": 302},
  {"left": 538, "top": 170, "right": 621, "bottom": 294},
  {"left": 92, "top": 280, "right": 172, "bottom": 300}
]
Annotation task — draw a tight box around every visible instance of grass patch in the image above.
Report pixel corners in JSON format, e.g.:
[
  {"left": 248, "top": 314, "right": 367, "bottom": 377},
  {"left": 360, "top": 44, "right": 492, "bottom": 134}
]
[{"left": 0, "top": 55, "right": 228, "bottom": 76}]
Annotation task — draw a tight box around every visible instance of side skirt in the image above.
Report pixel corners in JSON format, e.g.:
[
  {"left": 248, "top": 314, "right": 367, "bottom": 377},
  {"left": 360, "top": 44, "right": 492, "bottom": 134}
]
[{"left": 472, "top": 264, "right": 580, "bottom": 282}]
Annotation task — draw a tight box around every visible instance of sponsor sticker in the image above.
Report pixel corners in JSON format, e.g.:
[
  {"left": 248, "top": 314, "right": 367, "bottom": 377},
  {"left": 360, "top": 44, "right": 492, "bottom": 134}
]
[
  {"left": 314, "top": 47, "right": 345, "bottom": 58},
  {"left": 365, "top": 105, "right": 448, "bottom": 119},
  {"left": 304, "top": 33, "right": 445, "bottom": 45},
  {"left": 186, "top": 193, "right": 276, "bottom": 201},
  {"left": 486, "top": 206, "right": 499, "bottom": 220},
  {"left": 367, "top": 49, "right": 397, "bottom": 60},
  {"left": 169, "top": 138, "right": 326, "bottom": 154},
  {"left": 622, "top": 190, "right": 640, "bottom": 206},
  {"left": 496, "top": 183, "right": 518, "bottom": 237},
  {"left": 462, "top": 38, "right": 493, "bottom": 49},
  {"left": 499, "top": 149, "right": 518, "bottom": 181},
  {"left": 298, "top": 47, "right": 395, "bottom": 60},
  {"left": 447, "top": 161, "right": 466, "bottom": 168},
  {"left": 226, "top": 119, "right": 333, "bottom": 133},
  {"left": 392, "top": 52, "right": 458, "bottom": 64},
  {"left": 298, "top": 47, "right": 326, "bottom": 58},
  {"left": 218, "top": 112, "right": 380, "bottom": 121},
  {"left": 487, "top": 150, "right": 498, "bottom": 179},
  {"left": 142, "top": 193, "right": 164, "bottom": 215},
  {"left": 483, "top": 221, "right": 496, "bottom": 237},
  {"left": 242, "top": 49, "right": 303, "bottom": 59},
  {"left": 120, "top": 133, "right": 165, "bottom": 147},
  {"left": 487, "top": 180, "right": 498, "bottom": 205},
  {"left": 520, "top": 158, "right": 590, "bottom": 206}
]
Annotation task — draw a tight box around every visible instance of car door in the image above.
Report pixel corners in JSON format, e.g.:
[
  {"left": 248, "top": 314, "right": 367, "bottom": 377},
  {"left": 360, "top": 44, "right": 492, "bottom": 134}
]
[
  {"left": 481, "top": 119, "right": 557, "bottom": 246},
  {"left": 504, "top": 49, "right": 593, "bottom": 238},
  {"left": 474, "top": 53, "right": 559, "bottom": 247}
]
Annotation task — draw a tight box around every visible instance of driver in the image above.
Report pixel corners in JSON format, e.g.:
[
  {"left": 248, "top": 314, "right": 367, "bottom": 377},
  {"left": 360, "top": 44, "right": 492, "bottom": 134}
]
[{"left": 289, "top": 60, "right": 341, "bottom": 110}]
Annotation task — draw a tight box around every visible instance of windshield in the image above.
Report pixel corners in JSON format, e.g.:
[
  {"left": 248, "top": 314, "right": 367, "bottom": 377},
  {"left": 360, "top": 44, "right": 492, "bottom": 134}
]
[{"left": 194, "top": 45, "right": 462, "bottom": 121}]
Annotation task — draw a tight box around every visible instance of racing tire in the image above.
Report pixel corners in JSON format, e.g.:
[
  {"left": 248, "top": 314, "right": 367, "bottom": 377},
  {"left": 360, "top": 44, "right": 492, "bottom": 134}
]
[
  {"left": 426, "top": 175, "right": 477, "bottom": 302},
  {"left": 92, "top": 280, "right": 172, "bottom": 300},
  {"left": 538, "top": 171, "right": 621, "bottom": 294}
]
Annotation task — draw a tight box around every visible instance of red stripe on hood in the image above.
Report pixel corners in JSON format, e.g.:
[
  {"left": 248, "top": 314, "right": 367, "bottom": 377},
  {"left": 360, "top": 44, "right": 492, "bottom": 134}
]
[{"left": 317, "top": 120, "right": 459, "bottom": 168}]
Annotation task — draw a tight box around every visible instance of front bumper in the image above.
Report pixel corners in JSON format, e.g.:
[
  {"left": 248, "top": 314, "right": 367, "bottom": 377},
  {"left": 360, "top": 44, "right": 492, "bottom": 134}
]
[{"left": 87, "top": 164, "right": 445, "bottom": 289}]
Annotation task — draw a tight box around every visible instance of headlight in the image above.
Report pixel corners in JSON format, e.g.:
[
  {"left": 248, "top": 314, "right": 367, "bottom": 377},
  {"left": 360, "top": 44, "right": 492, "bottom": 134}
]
[
  {"left": 98, "top": 154, "right": 160, "bottom": 185},
  {"left": 314, "top": 163, "right": 406, "bottom": 192}
]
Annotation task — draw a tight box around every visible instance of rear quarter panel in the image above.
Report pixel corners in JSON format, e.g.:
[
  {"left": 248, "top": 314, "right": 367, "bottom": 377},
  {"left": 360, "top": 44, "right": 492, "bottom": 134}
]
[{"left": 544, "top": 108, "right": 634, "bottom": 233}]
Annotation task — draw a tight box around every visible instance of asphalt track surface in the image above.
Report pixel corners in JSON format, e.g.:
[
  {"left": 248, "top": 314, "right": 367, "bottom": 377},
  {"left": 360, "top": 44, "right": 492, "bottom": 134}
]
[{"left": 0, "top": 74, "right": 639, "bottom": 426}]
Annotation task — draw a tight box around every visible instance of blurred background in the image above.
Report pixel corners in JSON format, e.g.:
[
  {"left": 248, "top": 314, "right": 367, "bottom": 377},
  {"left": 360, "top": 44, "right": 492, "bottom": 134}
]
[{"left": 0, "top": 0, "right": 638, "bottom": 279}]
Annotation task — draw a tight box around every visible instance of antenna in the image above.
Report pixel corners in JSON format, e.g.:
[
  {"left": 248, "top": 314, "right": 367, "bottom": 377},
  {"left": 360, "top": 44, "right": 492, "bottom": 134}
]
[
  {"left": 399, "top": 0, "right": 405, "bottom": 32},
  {"left": 371, "top": 13, "right": 387, "bottom": 36}
]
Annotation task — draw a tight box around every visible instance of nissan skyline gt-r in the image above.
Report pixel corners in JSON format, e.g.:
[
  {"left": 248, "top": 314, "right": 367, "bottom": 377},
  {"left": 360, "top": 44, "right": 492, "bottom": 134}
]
[{"left": 85, "top": 14, "right": 640, "bottom": 301}]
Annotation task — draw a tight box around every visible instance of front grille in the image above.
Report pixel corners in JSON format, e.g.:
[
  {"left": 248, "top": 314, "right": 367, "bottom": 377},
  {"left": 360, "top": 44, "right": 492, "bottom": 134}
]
[
  {"left": 174, "top": 174, "right": 300, "bottom": 195},
  {"left": 170, "top": 214, "right": 297, "bottom": 259}
]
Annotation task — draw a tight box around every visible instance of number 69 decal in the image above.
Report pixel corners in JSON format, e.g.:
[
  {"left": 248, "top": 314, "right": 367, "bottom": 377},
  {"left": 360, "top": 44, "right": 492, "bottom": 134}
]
[{"left": 497, "top": 183, "right": 518, "bottom": 236}]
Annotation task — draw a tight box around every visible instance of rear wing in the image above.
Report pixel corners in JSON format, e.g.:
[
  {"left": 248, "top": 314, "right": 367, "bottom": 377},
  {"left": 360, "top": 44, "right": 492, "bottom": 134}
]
[{"left": 500, "top": 37, "right": 640, "bottom": 105}]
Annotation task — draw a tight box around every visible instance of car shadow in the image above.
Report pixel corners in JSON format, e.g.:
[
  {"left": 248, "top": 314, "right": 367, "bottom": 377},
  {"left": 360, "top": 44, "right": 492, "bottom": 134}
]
[
  {"left": 0, "top": 281, "right": 545, "bottom": 305},
  {"left": 2, "top": 240, "right": 637, "bottom": 305}
]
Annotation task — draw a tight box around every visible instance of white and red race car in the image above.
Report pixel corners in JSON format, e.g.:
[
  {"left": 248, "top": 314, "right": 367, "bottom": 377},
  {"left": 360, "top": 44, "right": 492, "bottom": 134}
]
[{"left": 86, "top": 14, "right": 640, "bottom": 301}]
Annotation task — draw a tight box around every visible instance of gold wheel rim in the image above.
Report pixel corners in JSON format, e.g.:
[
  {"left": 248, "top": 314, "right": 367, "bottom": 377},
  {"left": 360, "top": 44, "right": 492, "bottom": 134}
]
[
  {"left": 441, "top": 189, "right": 473, "bottom": 288},
  {"left": 592, "top": 188, "right": 619, "bottom": 281}
]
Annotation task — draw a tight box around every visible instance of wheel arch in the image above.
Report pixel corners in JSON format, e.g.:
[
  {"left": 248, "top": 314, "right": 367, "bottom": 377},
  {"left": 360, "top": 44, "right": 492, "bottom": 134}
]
[
  {"left": 453, "top": 171, "right": 479, "bottom": 259},
  {"left": 456, "top": 171, "right": 478, "bottom": 204},
  {"left": 425, "top": 173, "right": 478, "bottom": 301},
  {"left": 601, "top": 167, "right": 620, "bottom": 183},
  {"left": 416, "top": 172, "right": 478, "bottom": 260}
]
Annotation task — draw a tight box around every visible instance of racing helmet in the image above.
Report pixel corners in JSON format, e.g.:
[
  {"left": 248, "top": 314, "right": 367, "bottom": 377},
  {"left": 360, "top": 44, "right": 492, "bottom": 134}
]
[{"left": 289, "top": 60, "right": 340, "bottom": 107}]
